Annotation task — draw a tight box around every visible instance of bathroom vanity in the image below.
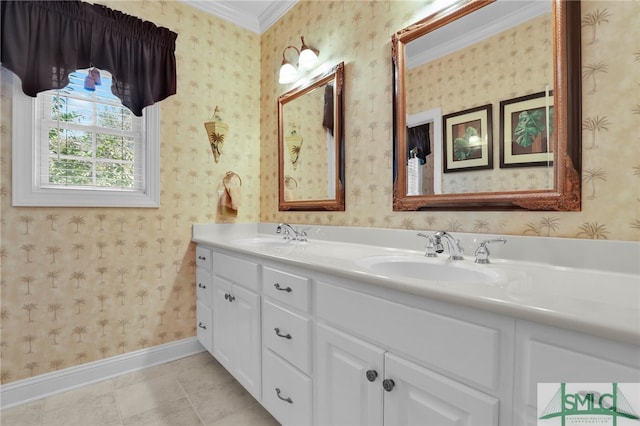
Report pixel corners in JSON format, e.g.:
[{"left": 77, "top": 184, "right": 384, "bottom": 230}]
[{"left": 192, "top": 223, "right": 640, "bottom": 426}]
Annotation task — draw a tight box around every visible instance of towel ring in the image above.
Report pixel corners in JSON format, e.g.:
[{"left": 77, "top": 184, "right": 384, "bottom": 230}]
[
  {"left": 223, "top": 171, "right": 242, "bottom": 186},
  {"left": 284, "top": 175, "right": 298, "bottom": 188}
]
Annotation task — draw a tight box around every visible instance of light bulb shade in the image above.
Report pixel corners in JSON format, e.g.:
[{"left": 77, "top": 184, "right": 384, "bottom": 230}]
[
  {"left": 298, "top": 48, "right": 318, "bottom": 70},
  {"left": 279, "top": 62, "right": 298, "bottom": 84}
]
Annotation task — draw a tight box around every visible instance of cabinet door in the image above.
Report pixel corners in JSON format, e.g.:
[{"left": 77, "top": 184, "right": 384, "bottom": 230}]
[
  {"left": 384, "top": 353, "right": 499, "bottom": 426},
  {"left": 316, "top": 324, "right": 385, "bottom": 426},
  {"left": 212, "top": 276, "right": 233, "bottom": 371},
  {"left": 232, "top": 284, "right": 261, "bottom": 399},
  {"left": 514, "top": 321, "right": 640, "bottom": 426}
]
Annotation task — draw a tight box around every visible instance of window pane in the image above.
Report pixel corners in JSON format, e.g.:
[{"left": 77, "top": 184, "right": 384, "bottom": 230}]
[
  {"left": 50, "top": 96, "right": 93, "bottom": 125},
  {"left": 48, "top": 128, "right": 93, "bottom": 157},
  {"left": 96, "top": 104, "right": 133, "bottom": 131},
  {"left": 49, "top": 158, "right": 92, "bottom": 185},
  {"left": 96, "top": 162, "right": 134, "bottom": 188},
  {"left": 96, "top": 134, "right": 135, "bottom": 161}
]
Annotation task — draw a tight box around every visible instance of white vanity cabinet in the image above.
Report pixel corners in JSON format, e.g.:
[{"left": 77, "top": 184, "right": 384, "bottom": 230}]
[
  {"left": 316, "top": 280, "right": 507, "bottom": 426},
  {"left": 195, "top": 246, "right": 213, "bottom": 353},
  {"left": 513, "top": 320, "right": 640, "bottom": 426},
  {"left": 210, "top": 252, "right": 262, "bottom": 399},
  {"left": 260, "top": 265, "right": 313, "bottom": 426},
  {"left": 193, "top": 239, "right": 640, "bottom": 426}
]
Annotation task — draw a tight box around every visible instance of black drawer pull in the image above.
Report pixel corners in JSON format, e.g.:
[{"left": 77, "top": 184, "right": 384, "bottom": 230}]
[
  {"left": 274, "top": 283, "right": 292, "bottom": 293},
  {"left": 198, "top": 322, "right": 207, "bottom": 330},
  {"left": 275, "top": 388, "right": 293, "bottom": 404},
  {"left": 224, "top": 293, "right": 235, "bottom": 302},
  {"left": 198, "top": 283, "right": 206, "bottom": 289},
  {"left": 274, "top": 328, "right": 292, "bottom": 339},
  {"left": 198, "top": 255, "right": 206, "bottom": 260}
]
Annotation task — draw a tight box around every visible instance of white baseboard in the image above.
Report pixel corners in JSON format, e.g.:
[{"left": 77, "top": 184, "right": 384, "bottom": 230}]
[{"left": 0, "top": 337, "right": 205, "bottom": 410}]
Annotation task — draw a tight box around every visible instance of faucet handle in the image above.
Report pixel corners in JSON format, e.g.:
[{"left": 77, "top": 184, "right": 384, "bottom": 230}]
[
  {"left": 474, "top": 238, "right": 506, "bottom": 264},
  {"left": 417, "top": 233, "right": 438, "bottom": 257}
]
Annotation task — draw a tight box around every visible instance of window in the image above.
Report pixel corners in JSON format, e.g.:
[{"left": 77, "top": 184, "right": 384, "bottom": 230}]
[{"left": 12, "top": 70, "right": 160, "bottom": 207}]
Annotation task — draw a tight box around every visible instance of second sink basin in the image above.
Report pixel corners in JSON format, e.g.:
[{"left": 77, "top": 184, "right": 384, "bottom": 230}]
[
  {"left": 357, "top": 255, "right": 501, "bottom": 283},
  {"left": 231, "top": 237, "right": 303, "bottom": 249}
]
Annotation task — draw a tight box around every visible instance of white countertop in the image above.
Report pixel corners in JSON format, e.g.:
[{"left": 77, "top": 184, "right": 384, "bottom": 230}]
[{"left": 192, "top": 223, "right": 640, "bottom": 346}]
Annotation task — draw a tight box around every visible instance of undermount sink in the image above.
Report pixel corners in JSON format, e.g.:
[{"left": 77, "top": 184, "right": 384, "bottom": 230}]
[
  {"left": 231, "top": 237, "right": 303, "bottom": 248},
  {"left": 357, "top": 255, "right": 501, "bottom": 283}
]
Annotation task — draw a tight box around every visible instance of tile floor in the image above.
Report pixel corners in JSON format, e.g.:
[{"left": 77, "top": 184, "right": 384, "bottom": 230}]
[{"left": 0, "top": 352, "right": 280, "bottom": 426}]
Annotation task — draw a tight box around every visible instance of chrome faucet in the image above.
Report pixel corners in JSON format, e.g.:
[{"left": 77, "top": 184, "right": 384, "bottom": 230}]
[
  {"left": 417, "top": 233, "right": 438, "bottom": 257},
  {"left": 433, "top": 231, "right": 465, "bottom": 260},
  {"left": 276, "top": 223, "right": 308, "bottom": 241},
  {"left": 474, "top": 238, "right": 506, "bottom": 264}
]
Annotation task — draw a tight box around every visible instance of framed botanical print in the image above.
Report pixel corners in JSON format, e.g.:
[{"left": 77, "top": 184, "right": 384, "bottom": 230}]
[
  {"left": 500, "top": 91, "right": 554, "bottom": 168},
  {"left": 442, "top": 104, "right": 493, "bottom": 173}
]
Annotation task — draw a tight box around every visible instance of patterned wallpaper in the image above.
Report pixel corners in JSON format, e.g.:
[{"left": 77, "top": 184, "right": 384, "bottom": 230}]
[
  {"left": 407, "top": 13, "right": 553, "bottom": 193},
  {"left": 0, "top": 1, "right": 261, "bottom": 384},
  {"left": 261, "top": 0, "right": 640, "bottom": 241},
  {"left": 0, "top": 0, "right": 638, "bottom": 388}
]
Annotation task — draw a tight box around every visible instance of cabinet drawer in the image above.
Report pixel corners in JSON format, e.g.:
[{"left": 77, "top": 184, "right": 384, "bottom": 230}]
[
  {"left": 262, "top": 266, "right": 310, "bottom": 312},
  {"left": 196, "top": 246, "right": 212, "bottom": 271},
  {"left": 196, "top": 267, "right": 211, "bottom": 306},
  {"left": 196, "top": 301, "right": 212, "bottom": 354},
  {"left": 263, "top": 300, "right": 311, "bottom": 374},
  {"left": 317, "top": 281, "right": 501, "bottom": 391},
  {"left": 262, "top": 349, "right": 312, "bottom": 426},
  {"left": 212, "top": 252, "right": 259, "bottom": 292}
]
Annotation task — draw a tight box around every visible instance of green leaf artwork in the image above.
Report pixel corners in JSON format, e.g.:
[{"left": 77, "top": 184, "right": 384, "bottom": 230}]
[
  {"left": 453, "top": 126, "right": 479, "bottom": 161},
  {"left": 513, "top": 107, "right": 554, "bottom": 148}
]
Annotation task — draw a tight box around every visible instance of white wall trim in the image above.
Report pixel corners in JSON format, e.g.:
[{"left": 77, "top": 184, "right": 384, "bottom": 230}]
[{"left": 0, "top": 337, "right": 205, "bottom": 410}]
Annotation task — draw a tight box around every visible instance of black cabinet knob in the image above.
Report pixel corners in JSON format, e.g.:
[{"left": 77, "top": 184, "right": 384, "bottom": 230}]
[
  {"left": 365, "top": 370, "right": 378, "bottom": 382},
  {"left": 382, "top": 379, "right": 395, "bottom": 392}
]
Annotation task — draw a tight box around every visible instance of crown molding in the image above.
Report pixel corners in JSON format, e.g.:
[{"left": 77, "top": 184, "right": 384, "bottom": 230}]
[{"left": 182, "top": 1, "right": 297, "bottom": 34}]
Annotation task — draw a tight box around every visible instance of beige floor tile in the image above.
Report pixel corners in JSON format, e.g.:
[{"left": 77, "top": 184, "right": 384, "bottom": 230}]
[
  {"left": 41, "top": 392, "right": 121, "bottom": 426},
  {"left": 165, "top": 352, "right": 216, "bottom": 374},
  {"left": 207, "top": 400, "right": 279, "bottom": 426},
  {"left": 43, "top": 379, "right": 115, "bottom": 412},
  {"left": 188, "top": 378, "right": 257, "bottom": 424},
  {"left": 115, "top": 374, "right": 187, "bottom": 419},
  {"left": 0, "top": 399, "right": 44, "bottom": 426},
  {"left": 175, "top": 357, "right": 235, "bottom": 395},
  {"left": 121, "top": 397, "right": 203, "bottom": 426},
  {"left": 112, "top": 362, "right": 179, "bottom": 390}
]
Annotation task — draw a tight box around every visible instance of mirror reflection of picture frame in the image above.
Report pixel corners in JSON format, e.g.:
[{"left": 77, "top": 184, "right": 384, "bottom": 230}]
[
  {"left": 500, "top": 91, "right": 554, "bottom": 168},
  {"left": 442, "top": 104, "right": 493, "bottom": 173}
]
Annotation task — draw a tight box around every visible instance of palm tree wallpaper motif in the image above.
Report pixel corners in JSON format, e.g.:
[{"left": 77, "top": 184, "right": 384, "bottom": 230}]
[{"left": 0, "top": 0, "right": 639, "bottom": 389}]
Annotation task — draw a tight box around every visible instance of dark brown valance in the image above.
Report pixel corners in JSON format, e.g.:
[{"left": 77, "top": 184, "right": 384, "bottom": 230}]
[{"left": 1, "top": 0, "right": 177, "bottom": 116}]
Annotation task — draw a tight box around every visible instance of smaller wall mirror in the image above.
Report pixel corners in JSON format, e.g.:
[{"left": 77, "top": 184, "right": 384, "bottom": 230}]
[{"left": 279, "top": 62, "right": 345, "bottom": 211}]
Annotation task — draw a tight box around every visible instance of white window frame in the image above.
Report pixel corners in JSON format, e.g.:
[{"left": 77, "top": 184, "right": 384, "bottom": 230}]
[{"left": 12, "top": 75, "right": 160, "bottom": 207}]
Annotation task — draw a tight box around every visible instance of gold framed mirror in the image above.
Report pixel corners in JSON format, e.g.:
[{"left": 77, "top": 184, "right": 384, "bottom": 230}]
[
  {"left": 278, "top": 62, "right": 345, "bottom": 211},
  {"left": 392, "top": 0, "right": 581, "bottom": 210}
]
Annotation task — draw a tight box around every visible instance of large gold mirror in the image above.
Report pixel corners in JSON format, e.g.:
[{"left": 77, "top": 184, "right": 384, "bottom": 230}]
[
  {"left": 279, "top": 62, "right": 345, "bottom": 211},
  {"left": 392, "top": 0, "right": 581, "bottom": 210}
]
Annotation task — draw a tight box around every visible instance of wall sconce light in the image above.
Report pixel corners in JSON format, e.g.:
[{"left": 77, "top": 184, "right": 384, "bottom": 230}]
[{"left": 278, "top": 36, "right": 319, "bottom": 84}]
